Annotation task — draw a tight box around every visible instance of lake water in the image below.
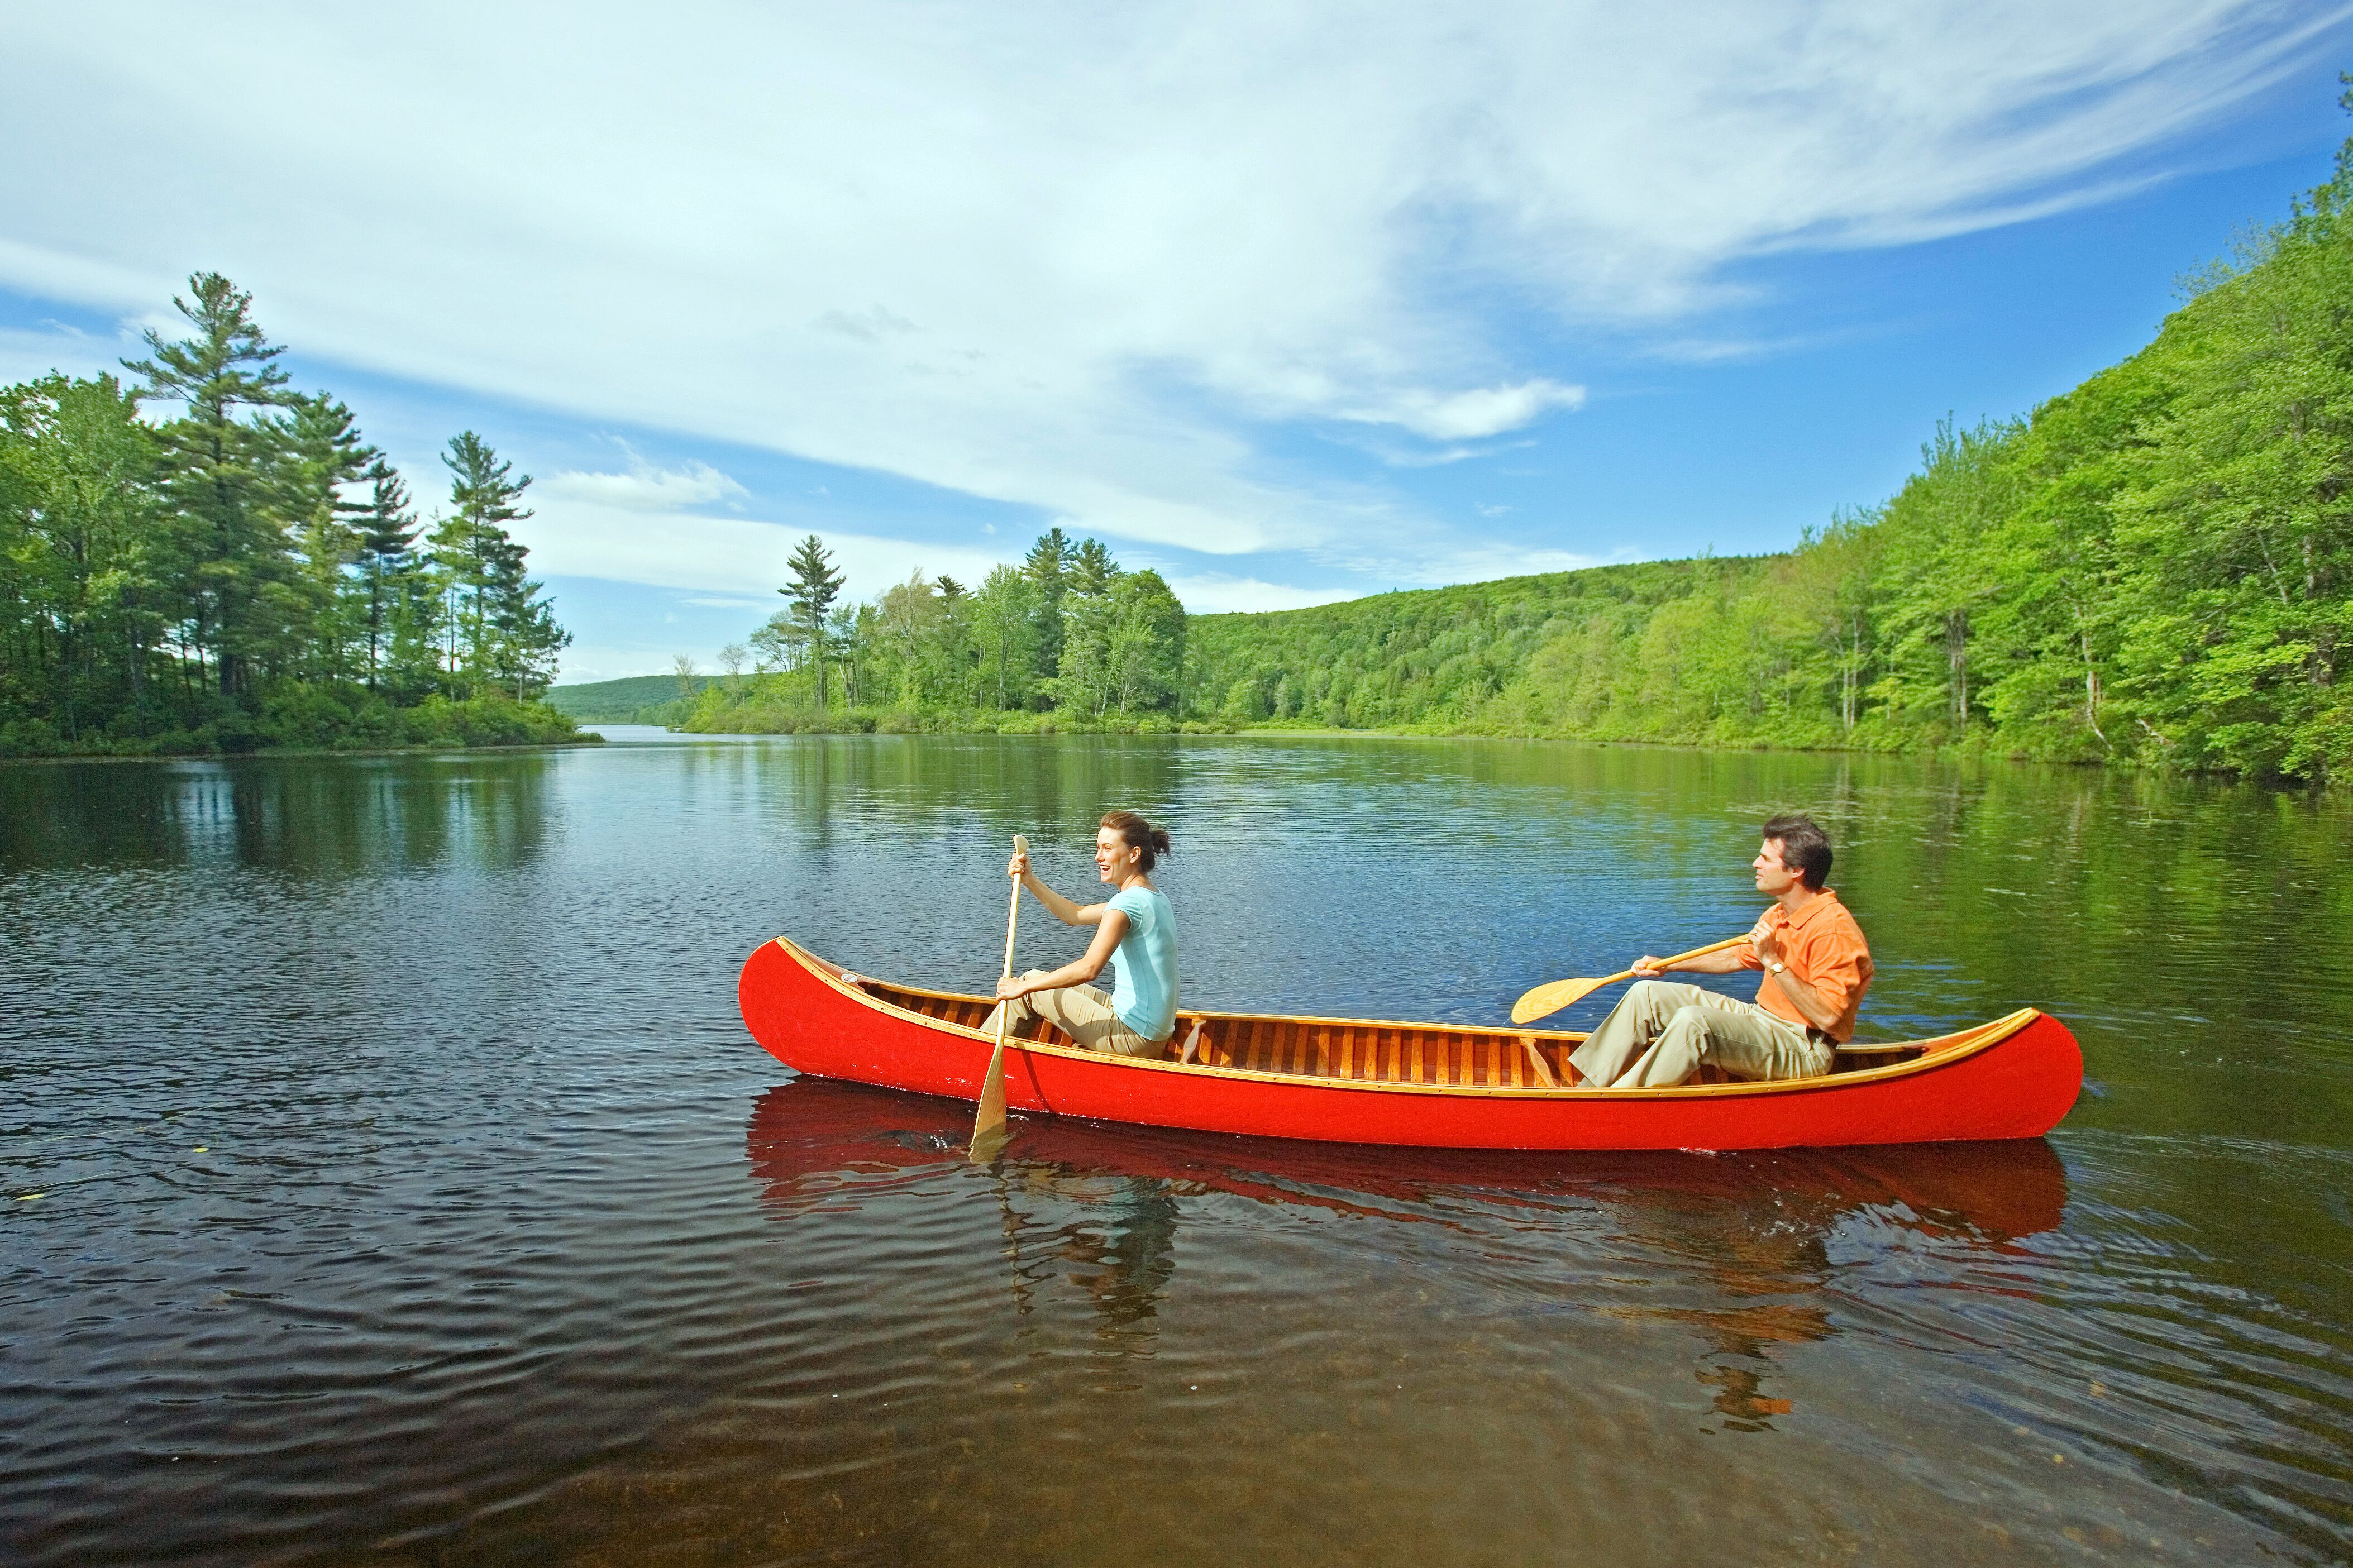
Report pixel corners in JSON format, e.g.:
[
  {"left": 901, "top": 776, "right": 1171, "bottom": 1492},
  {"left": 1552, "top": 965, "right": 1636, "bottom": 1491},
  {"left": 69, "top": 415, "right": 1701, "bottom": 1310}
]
[{"left": 6, "top": 728, "right": 2350, "bottom": 1565}]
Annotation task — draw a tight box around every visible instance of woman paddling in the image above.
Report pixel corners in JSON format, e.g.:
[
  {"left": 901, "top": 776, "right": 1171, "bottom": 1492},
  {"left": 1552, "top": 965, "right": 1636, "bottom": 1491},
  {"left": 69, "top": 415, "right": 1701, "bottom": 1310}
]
[{"left": 981, "top": 811, "right": 1178, "bottom": 1058}]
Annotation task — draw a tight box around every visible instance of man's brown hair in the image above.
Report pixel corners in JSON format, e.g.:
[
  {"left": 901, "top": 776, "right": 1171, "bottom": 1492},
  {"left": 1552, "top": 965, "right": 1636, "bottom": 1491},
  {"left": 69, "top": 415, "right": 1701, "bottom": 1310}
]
[{"left": 1762, "top": 812, "right": 1832, "bottom": 890}]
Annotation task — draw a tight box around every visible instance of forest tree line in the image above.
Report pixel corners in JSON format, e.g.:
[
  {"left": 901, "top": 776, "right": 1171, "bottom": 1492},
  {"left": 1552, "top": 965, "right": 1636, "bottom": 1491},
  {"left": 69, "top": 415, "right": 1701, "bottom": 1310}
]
[
  {"left": 672, "top": 527, "right": 1188, "bottom": 732},
  {"left": 1183, "top": 108, "right": 2353, "bottom": 783},
  {"left": 658, "top": 97, "right": 2352, "bottom": 780},
  {"left": 0, "top": 273, "right": 580, "bottom": 756}
]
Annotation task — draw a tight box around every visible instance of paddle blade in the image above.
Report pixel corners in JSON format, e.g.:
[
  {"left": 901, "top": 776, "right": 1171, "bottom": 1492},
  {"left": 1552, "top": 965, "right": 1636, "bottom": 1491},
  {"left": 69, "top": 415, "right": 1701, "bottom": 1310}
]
[
  {"left": 970, "top": 1038, "right": 1009, "bottom": 1160},
  {"left": 1510, "top": 975, "right": 1605, "bottom": 1026}
]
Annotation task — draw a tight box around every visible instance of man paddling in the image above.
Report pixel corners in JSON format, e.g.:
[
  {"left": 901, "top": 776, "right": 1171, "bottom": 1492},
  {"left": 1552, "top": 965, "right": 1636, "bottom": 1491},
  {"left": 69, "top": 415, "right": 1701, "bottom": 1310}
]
[{"left": 1569, "top": 814, "right": 1872, "bottom": 1088}]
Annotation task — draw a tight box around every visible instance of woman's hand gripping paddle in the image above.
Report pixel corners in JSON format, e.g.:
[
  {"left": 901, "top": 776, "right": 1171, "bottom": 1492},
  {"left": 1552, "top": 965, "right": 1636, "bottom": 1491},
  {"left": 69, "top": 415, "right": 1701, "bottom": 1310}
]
[
  {"left": 1509, "top": 935, "right": 1753, "bottom": 1026},
  {"left": 970, "top": 835, "right": 1028, "bottom": 1160}
]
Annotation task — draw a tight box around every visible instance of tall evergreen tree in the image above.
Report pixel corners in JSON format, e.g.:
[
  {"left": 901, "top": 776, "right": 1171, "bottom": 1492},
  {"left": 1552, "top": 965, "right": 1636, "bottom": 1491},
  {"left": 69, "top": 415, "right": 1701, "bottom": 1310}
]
[
  {"left": 354, "top": 461, "right": 417, "bottom": 691},
  {"left": 1023, "top": 526, "right": 1073, "bottom": 701},
  {"left": 278, "top": 395, "right": 380, "bottom": 681},
  {"left": 432, "top": 431, "right": 536, "bottom": 693},
  {"left": 480, "top": 525, "right": 570, "bottom": 699},
  {"left": 781, "top": 533, "right": 847, "bottom": 709},
  {"left": 122, "top": 271, "right": 299, "bottom": 698},
  {"left": 1053, "top": 536, "right": 1123, "bottom": 713}
]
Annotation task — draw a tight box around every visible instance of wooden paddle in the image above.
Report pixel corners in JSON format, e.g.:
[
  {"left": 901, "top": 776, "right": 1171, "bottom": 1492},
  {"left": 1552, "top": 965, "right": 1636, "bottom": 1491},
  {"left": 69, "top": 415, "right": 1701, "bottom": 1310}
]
[
  {"left": 970, "top": 834, "right": 1028, "bottom": 1159},
  {"left": 1510, "top": 935, "right": 1753, "bottom": 1025}
]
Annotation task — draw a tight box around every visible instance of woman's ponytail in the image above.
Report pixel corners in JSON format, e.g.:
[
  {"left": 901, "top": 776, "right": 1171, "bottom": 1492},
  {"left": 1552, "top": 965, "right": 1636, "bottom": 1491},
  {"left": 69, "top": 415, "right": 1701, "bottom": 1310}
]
[{"left": 1101, "top": 810, "right": 1171, "bottom": 871}]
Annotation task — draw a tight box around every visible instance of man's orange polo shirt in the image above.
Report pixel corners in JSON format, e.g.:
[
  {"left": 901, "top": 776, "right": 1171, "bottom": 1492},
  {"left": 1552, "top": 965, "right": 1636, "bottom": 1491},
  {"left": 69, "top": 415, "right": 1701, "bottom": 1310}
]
[{"left": 1740, "top": 888, "right": 1873, "bottom": 1042}]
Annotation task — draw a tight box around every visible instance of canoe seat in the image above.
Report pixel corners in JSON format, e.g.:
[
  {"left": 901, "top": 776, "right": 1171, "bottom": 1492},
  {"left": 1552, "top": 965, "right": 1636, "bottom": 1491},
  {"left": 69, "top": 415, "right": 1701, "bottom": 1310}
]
[{"left": 1832, "top": 1042, "right": 1921, "bottom": 1073}]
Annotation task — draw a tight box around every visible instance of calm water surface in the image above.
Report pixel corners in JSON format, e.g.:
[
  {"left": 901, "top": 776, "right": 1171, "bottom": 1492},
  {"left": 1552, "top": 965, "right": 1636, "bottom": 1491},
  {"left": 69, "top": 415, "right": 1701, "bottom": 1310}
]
[{"left": 5, "top": 729, "right": 2351, "bottom": 1565}]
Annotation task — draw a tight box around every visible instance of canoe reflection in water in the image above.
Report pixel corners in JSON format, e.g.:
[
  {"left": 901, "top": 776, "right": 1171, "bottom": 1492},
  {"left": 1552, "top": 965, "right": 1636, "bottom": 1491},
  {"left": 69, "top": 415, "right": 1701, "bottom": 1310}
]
[{"left": 745, "top": 1080, "right": 2067, "bottom": 1427}]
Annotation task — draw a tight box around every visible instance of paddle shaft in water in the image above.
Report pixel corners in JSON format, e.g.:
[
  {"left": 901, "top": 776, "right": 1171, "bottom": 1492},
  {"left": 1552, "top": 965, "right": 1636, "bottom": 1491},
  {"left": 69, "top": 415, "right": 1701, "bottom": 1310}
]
[
  {"left": 1510, "top": 934, "right": 1754, "bottom": 1025},
  {"left": 970, "top": 834, "right": 1028, "bottom": 1156}
]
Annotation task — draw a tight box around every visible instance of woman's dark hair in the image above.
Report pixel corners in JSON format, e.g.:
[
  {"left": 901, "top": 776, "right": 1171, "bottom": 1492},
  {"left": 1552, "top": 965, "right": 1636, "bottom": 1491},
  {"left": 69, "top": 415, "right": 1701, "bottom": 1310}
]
[
  {"left": 1100, "top": 810, "right": 1171, "bottom": 872},
  {"left": 1762, "top": 812, "right": 1833, "bottom": 890}
]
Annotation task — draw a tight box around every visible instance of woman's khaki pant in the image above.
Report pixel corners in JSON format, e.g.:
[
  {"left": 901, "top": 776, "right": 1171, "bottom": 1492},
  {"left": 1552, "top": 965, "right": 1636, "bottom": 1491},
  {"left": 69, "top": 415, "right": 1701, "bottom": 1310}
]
[
  {"left": 1568, "top": 981, "right": 1832, "bottom": 1088},
  {"left": 981, "top": 972, "right": 1167, "bottom": 1058}
]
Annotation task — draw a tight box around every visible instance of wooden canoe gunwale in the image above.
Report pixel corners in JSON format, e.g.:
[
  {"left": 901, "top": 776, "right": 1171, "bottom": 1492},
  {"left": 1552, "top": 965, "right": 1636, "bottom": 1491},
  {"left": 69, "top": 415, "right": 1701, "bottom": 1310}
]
[{"left": 777, "top": 936, "right": 2036, "bottom": 1102}]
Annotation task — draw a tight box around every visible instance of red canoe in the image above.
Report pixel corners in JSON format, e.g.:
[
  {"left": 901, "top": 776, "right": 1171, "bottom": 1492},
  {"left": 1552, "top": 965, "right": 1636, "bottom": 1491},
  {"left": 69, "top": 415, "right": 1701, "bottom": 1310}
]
[{"left": 737, "top": 936, "right": 2084, "bottom": 1151}]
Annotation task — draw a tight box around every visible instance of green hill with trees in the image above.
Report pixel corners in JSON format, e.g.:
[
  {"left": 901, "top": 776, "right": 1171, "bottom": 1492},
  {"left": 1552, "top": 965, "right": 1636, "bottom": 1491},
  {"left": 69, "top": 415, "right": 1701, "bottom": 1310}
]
[
  {"left": 1188, "top": 102, "right": 2353, "bottom": 783},
  {"left": 546, "top": 673, "right": 709, "bottom": 723},
  {"left": 0, "top": 273, "right": 585, "bottom": 757},
  {"left": 1190, "top": 104, "right": 2353, "bottom": 782},
  {"left": 627, "top": 93, "right": 2353, "bottom": 784}
]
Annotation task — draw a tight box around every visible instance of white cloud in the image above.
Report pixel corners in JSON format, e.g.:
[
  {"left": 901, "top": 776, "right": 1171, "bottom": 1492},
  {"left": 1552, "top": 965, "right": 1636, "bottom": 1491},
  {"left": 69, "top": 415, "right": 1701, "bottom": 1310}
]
[
  {"left": 1341, "top": 380, "right": 1586, "bottom": 440},
  {"left": 1164, "top": 574, "right": 1364, "bottom": 614},
  {"left": 541, "top": 460, "right": 747, "bottom": 511},
  {"left": 520, "top": 486, "right": 1016, "bottom": 604},
  {"left": 0, "top": 2, "right": 2335, "bottom": 571}
]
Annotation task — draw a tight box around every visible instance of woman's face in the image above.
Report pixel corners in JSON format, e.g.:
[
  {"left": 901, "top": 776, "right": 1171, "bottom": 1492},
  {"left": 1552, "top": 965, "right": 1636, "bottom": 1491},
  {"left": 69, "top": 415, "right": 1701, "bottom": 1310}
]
[{"left": 1095, "top": 826, "right": 1139, "bottom": 883}]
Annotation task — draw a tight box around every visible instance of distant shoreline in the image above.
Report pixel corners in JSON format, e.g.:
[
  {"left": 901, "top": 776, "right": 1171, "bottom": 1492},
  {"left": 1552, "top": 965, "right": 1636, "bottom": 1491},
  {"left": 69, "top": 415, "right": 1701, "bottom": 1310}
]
[
  {"left": 600, "top": 720, "right": 2154, "bottom": 772},
  {"left": 0, "top": 737, "right": 605, "bottom": 767}
]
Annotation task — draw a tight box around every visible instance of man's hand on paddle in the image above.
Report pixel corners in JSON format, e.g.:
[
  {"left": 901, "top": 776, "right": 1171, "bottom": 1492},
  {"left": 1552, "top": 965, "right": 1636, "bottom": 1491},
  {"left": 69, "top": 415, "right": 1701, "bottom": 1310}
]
[
  {"left": 1006, "top": 848, "right": 1030, "bottom": 879},
  {"left": 1630, "top": 955, "right": 1667, "bottom": 977}
]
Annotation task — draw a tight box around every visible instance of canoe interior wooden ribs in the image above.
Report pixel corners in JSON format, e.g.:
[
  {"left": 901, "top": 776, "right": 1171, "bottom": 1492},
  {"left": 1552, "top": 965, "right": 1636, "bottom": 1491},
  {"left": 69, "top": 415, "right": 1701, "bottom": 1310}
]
[{"left": 738, "top": 937, "right": 2084, "bottom": 1151}]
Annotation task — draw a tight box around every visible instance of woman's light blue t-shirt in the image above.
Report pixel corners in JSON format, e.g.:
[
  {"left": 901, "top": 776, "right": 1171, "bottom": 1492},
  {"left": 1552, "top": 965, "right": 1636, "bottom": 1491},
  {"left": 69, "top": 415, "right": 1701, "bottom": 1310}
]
[{"left": 1105, "top": 886, "right": 1178, "bottom": 1042}]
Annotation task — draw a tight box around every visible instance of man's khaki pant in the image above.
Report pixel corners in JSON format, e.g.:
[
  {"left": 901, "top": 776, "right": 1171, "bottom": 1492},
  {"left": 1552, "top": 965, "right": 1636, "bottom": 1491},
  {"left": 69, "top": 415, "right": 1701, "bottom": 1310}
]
[
  {"left": 981, "top": 972, "right": 1166, "bottom": 1058},
  {"left": 1568, "top": 981, "right": 1832, "bottom": 1088}
]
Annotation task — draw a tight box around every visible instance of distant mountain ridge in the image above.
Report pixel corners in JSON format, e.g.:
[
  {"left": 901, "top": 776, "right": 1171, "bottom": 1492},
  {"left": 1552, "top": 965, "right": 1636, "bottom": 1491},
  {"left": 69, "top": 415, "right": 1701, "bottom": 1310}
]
[{"left": 546, "top": 674, "right": 707, "bottom": 722}]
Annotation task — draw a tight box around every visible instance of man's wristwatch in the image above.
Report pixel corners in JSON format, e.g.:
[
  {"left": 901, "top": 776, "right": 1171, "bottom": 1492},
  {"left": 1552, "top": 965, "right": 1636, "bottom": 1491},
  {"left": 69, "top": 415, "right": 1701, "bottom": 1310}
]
[{"left": 1767, "top": 960, "right": 1786, "bottom": 975}]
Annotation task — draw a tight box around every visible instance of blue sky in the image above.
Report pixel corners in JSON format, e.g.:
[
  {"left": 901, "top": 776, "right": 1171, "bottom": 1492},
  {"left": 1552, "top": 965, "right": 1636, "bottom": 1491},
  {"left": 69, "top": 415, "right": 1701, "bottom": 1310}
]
[{"left": 3, "top": 3, "right": 2350, "bottom": 680}]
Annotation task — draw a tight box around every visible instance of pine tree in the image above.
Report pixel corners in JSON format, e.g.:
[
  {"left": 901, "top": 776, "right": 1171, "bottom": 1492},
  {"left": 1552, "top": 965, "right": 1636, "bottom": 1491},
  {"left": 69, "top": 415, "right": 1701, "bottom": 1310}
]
[
  {"left": 354, "top": 461, "right": 417, "bottom": 691},
  {"left": 432, "top": 431, "right": 534, "bottom": 694},
  {"left": 480, "top": 525, "right": 570, "bottom": 699},
  {"left": 121, "top": 271, "right": 298, "bottom": 699},
  {"left": 1023, "top": 526, "right": 1074, "bottom": 702},
  {"left": 277, "top": 395, "right": 380, "bottom": 682},
  {"left": 1053, "top": 537, "right": 1123, "bottom": 713},
  {"left": 781, "top": 534, "right": 847, "bottom": 709}
]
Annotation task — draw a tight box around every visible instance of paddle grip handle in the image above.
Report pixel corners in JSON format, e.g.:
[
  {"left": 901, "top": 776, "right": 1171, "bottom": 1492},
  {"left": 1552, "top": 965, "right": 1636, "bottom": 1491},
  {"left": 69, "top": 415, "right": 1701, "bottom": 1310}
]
[{"left": 1002, "top": 835, "right": 1027, "bottom": 981}]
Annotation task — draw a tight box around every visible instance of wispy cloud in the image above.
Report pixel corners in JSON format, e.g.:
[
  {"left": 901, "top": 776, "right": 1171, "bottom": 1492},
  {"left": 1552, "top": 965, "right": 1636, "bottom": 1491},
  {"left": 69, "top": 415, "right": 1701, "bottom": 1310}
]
[
  {"left": 0, "top": 1, "right": 2335, "bottom": 578},
  {"left": 519, "top": 489, "right": 1015, "bottom": 603},
  {"left": 1340, "top": 380, "right": 1586, "bottom": 441},
  {"left": 541, "top": 459, "right": 748, "bottom": 512},
  {"left": 1164, "top": 574, "right": 1364, "bottom": 614}
]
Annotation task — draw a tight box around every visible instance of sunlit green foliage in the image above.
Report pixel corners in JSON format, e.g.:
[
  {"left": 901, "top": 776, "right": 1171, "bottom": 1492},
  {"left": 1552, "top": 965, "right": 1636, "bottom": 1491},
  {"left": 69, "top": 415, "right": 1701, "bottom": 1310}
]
[
  {"left": 1188, "top": 108, "right": 2353, "bottom": 783},
  {"left": 684, "top": 531, "right": 1188, "bottom": 733},
  {"left": 0, "top": 272, "right": 580, "bottom": 755}
]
